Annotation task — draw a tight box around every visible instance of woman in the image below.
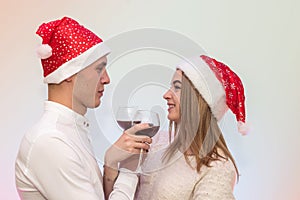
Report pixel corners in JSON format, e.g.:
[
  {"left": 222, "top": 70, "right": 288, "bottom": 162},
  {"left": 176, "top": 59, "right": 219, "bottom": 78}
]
[{"left": 135, "top": 55, "right": 248, "bottom": 200}]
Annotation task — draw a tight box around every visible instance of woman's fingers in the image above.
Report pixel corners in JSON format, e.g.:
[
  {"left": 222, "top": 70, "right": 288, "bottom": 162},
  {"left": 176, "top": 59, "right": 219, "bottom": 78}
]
[
  {"left": 124, "top": 123, "right": 152, "bottom": 144},
  {"left": 132, "top": 139, "right": 151, "bottom": 150},
  {"left": 125, "top": 123, "right": 150, "bottom": 135},
  {"left": 122, "top": 135, "right": 151, "bottom": 151},
  {"left": 133, "top": 135, "right": 152, "bottom": 144},
  {"left": 104, "top": 123, "right": 153, "bottom": 168}
]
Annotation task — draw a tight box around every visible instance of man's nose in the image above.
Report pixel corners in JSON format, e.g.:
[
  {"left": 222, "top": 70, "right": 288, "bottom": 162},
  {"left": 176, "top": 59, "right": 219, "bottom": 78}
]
[{"left": 101, "top": 69, "right": 110, "bottom": 84}]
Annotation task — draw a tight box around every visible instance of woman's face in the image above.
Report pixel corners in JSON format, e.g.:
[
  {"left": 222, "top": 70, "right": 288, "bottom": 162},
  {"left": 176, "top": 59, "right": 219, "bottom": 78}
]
[{"left": 163, "top": 70, "right": 182, "bottom": 123}]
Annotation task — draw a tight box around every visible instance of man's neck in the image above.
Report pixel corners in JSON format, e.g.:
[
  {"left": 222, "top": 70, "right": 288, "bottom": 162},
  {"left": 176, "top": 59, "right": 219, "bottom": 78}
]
[
  {"left": 48, "top": 81, "right": 87, "bottom": 116},
  {"left": 71, "top": 101, "right": 87, "bottom": 116},
  {"left": 48, "top": 96, "right": 87, "bottom": 116},
  {"left": 48, "top": 95, "right": 72, "bottom": 111}
]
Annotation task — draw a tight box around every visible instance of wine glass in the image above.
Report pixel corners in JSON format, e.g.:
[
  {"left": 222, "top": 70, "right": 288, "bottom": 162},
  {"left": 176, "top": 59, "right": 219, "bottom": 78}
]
[
  {"left": 134, "top": 110, "right": 160, "bottom": 174},
  {"left": 116, "top": 106, "right": 138, "bottom": 131}
]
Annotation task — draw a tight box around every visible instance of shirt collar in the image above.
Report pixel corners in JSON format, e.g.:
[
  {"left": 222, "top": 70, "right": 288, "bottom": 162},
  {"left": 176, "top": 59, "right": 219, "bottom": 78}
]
[{"left": 44, "top": 100, "right": 90, "bottom": 131}]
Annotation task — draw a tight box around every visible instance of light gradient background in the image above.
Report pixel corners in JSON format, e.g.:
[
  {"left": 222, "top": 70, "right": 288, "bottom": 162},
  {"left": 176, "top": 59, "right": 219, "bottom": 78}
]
[{"left": 1, "top": 0, "right": 300, "bottom": 199}]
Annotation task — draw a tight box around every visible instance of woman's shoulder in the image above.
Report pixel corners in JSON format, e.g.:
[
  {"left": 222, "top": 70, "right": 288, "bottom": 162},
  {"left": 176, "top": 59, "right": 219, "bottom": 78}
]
[
  {"left": 200, "top": 151, "right": 237, "bottom": 185},
  {"left": 194, "top": 157, "right": 237, "bottom": 200},
  {"left": 210, "top": 149, "right": 236, "bottom": 171},
  {"left": 209, "top": 157, "right": 236, "bottom": 174}
]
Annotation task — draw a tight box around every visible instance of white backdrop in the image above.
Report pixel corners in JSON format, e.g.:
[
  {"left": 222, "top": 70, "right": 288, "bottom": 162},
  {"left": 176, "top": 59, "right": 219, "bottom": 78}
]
[{"left": 1, "top": 0, "right": 300, "bottom": 199}]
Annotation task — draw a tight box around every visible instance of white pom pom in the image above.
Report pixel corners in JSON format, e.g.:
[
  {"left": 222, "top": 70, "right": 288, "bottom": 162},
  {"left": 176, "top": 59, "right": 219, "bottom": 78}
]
[
  {"left": 36, "top": 44, "right": 52, "bottom": 59},
  {"left": 237, "top": 121, "right": 250, "bottom": 135}
]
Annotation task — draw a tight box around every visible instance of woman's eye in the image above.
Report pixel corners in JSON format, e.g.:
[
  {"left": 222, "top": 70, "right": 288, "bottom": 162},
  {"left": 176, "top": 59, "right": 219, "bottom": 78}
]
[{"left": 174, "top": 85, "right": 181, "bottom": 90}]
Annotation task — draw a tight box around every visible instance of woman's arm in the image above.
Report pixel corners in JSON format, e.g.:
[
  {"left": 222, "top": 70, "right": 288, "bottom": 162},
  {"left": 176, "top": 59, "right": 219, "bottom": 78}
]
[{"left": 103, "top": 124, "right": 152, "bottom": 199}]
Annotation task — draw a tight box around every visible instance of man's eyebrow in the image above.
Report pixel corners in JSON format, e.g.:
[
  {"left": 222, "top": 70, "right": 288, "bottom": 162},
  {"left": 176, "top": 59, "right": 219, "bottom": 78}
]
[{"left": 172, "top": 80, "right": 182, "bottom": 85}]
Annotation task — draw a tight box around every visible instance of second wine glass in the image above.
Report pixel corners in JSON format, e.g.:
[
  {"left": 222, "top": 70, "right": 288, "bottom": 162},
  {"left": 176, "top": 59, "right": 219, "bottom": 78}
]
[
  {"left": 116, "top": 106, "right": 139, "bottom": 130},
  {"left": 134, "top": 110, "right": 160, "bottom": 174}
]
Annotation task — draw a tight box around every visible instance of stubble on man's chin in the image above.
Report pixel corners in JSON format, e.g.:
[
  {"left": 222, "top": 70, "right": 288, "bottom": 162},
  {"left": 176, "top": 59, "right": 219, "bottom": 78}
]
[{"left": 92, "top": 99, "right": 101, "bottom": 109}]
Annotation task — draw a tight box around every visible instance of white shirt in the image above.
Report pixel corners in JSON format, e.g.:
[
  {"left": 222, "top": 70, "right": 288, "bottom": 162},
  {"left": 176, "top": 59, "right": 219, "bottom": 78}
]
[{"left": 15, "top": 101, "right": 138, "bottom": 200}]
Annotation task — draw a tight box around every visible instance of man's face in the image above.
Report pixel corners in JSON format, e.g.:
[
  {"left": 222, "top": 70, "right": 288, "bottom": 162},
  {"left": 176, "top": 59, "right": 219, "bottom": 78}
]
[{"left": 72, "top": 56, "right": 110, "bottom": 114}]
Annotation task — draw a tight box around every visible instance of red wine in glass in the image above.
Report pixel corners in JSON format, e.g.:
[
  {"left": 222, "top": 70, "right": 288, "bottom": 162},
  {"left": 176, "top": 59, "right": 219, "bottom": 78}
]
[
  {"left": 135, "top": 124, "right": 160, "bottom": 138},
  {"left": 134, "top": 111, "right": 160, "bottom": 138},
  {"left": 117, "top": 120, "right": 141, "bottom": 130},
  {"left": 116, "top": 106, "right": 138, "bottom": 130}
]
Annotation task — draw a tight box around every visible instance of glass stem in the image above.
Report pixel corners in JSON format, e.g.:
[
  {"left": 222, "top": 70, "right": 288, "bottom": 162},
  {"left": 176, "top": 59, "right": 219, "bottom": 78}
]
[{"left": 136, "top": 148, "right": 144, "bottom": 172}]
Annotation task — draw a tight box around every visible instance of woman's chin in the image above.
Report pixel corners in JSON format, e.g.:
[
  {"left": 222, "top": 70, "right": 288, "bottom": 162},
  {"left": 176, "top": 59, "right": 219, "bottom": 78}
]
[{"left": 167, "top": 114, "right": 180, "bottom": 123}]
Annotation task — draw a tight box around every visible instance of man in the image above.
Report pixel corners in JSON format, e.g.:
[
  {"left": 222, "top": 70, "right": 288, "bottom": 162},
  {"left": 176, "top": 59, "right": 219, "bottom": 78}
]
[{"left": 15, "top": 16, "right": 151, "bottom": 200}]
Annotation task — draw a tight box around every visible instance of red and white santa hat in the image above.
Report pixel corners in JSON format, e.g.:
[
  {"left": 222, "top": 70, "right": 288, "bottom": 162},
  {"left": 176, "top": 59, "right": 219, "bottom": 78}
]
[
  {"left": 36, "top": 16, "right": 111, "bottom": 84},
  {"left": 177, "top": 55, "right": 249, "bottom": 135}
]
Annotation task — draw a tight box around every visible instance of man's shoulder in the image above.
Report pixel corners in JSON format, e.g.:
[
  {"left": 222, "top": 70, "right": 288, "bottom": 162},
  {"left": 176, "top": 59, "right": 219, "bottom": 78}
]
[
  {"left": 16, "top": 117, "right": 77, "bottom": 169},
  {"left": 25, "top": 120, "right": 63, "bottom": 141},
  {"left": 21, "top": 114, "right": 73, "bottom": 152},
  {"left": 24, "top": 109, "right": 72, "bottom": 140}
]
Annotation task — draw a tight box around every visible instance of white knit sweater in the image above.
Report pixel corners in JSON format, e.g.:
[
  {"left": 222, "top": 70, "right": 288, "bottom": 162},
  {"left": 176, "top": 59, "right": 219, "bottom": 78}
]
[{"left": 134, "top": 132, "right": 237, "bottom": 200}]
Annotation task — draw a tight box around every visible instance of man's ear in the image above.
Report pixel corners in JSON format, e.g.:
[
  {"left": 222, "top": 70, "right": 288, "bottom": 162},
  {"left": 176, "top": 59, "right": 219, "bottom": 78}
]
[{"left": 65, "top": 74, "right": 77, "bottom": 83}]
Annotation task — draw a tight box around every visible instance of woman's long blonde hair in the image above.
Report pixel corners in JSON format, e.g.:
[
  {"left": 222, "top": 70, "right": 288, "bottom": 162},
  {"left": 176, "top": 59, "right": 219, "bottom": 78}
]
[{"left": 163, "top": 72, "right": 239, "bottom": 178}]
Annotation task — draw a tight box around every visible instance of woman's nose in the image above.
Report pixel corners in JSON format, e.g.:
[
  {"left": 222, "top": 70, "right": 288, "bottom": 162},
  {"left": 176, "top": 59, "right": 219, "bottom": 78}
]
[{"left": 163, "top": 89, "right": 171, "bottom": 100}]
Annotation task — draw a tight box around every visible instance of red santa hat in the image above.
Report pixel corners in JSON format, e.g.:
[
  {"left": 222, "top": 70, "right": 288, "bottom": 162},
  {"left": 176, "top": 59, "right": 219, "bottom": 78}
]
[
  {"left": 36, "top": 16, "right": 111, "bottom": 84},
  {"left": 177, "top": 55, "right": 249, "bottom": 135}
]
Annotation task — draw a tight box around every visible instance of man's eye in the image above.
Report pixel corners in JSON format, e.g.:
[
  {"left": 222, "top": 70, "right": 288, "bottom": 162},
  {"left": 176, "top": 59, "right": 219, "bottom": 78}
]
[{"left": 96, "top": 68, "right": 103, "bottom": 73}]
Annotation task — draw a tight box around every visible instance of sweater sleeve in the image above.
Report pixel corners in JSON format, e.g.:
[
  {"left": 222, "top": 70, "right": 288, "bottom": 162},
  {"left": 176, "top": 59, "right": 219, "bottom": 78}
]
[
  {"left": 191, "top": 160, "right": 237, "bottom": 200},
  {"left": 109, "top": 169, "right": 138, "bottom": 200}
]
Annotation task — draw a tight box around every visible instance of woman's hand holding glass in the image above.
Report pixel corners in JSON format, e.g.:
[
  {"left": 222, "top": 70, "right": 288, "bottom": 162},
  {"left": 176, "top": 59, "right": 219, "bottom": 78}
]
[
  {"left": 104, "top": 107, "right": 153, "bottom": 171},
  {"left": 106, "top": 107, "right": 160, "bottom": 174}
]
